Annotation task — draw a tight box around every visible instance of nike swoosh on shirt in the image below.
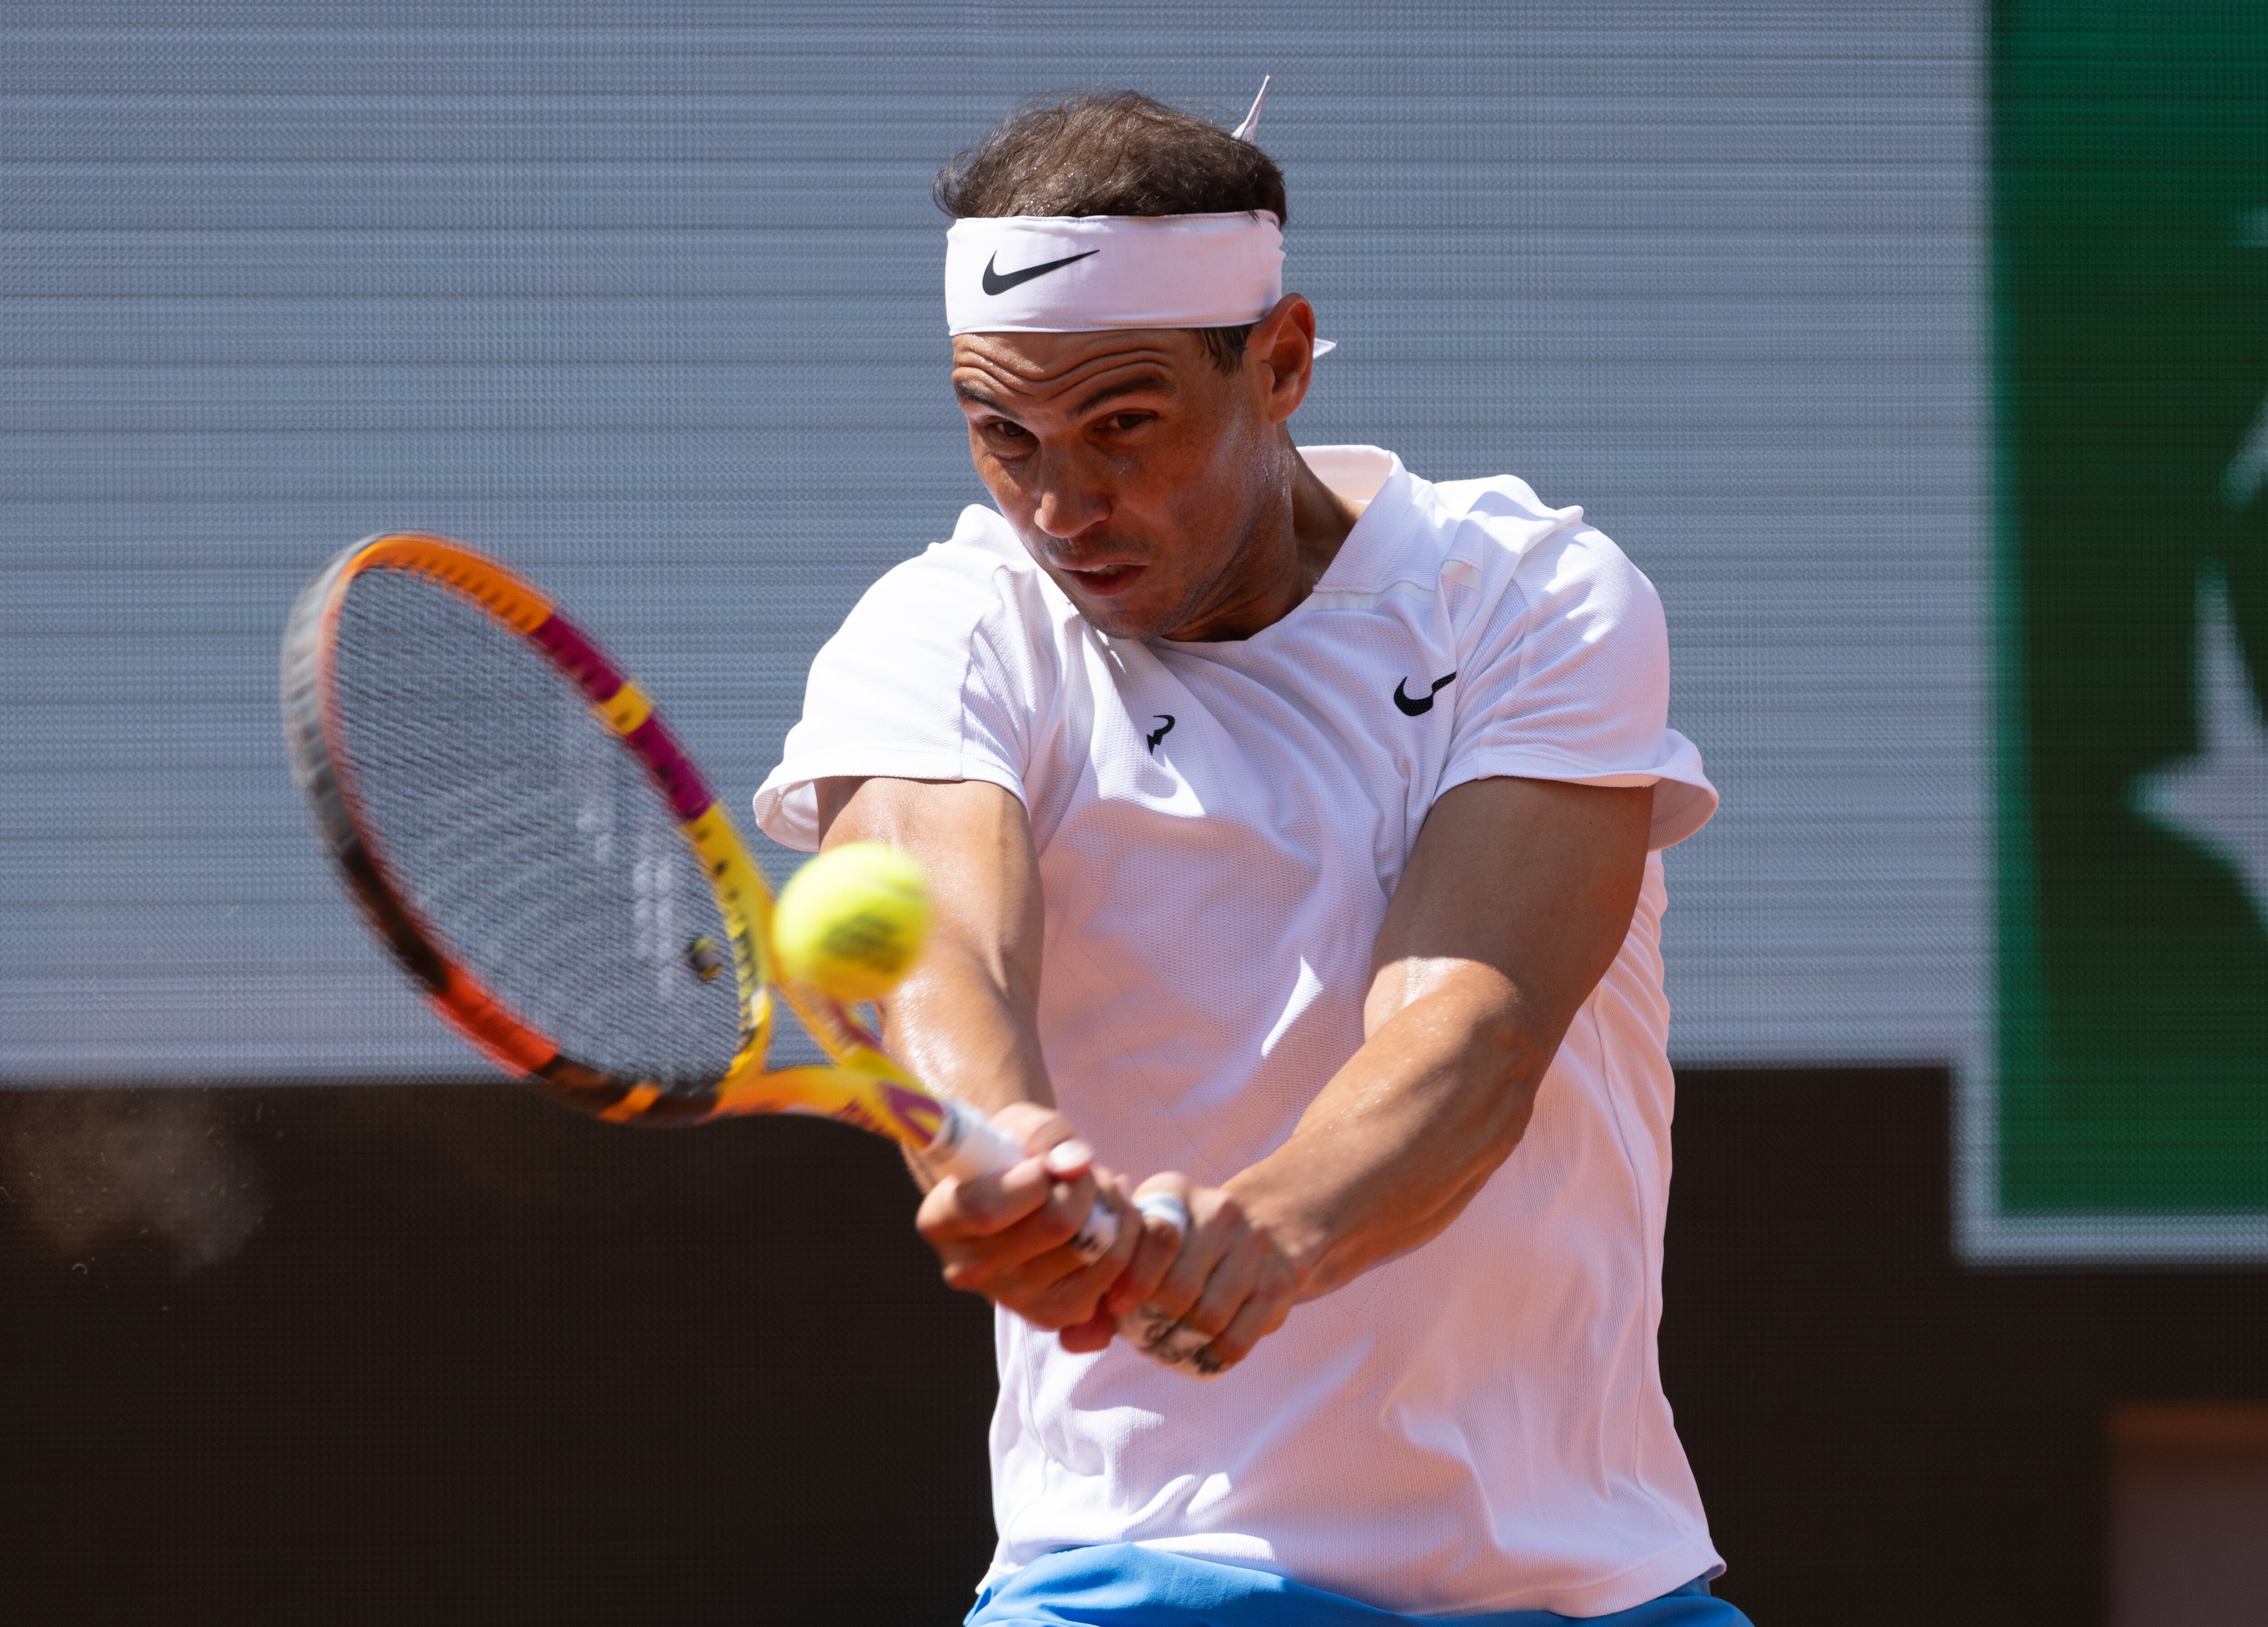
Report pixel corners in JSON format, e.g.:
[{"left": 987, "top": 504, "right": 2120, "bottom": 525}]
[
  {"left": 1146, "top": 714, "right": 1176, "bottom": 752},
  {"left": 981, "top": 250, "right": 1099, "bottom": 295},
  {"left": 1392, "top": 673, "right": 1457, "bottom": 716}
]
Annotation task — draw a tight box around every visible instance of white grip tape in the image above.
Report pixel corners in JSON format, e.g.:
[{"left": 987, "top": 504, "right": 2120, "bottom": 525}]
[
  {"left": 925, "top": 1098, "right": 1025, "bottom": 1180},
  {"left": 926, "top": 1098, "right": 1119, "bottom": 1264},
  {"left": 1132, "top": 1190, "right": 1190, "bottom": 1237}
]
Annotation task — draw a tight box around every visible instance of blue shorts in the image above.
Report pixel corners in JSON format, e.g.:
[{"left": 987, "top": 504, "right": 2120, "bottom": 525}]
[{"left": 966, "top": 1546, "right": 1754, "bottom": 1626}]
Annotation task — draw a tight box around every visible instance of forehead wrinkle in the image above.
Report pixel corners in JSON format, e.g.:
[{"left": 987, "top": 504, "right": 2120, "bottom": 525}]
[
  {"left": 952, "top": 358, "right": 1182, "bottom": 422},
  {"left": 951, "top": 333, "right": 1187, "bottom": 402}
]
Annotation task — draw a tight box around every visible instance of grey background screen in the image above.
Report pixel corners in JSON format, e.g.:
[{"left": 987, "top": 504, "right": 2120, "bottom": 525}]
[{"left": 2, "top": 2, "right": 1985, "bottom": 1080}]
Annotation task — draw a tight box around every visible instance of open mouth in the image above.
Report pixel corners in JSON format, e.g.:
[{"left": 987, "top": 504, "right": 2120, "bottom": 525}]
[{"left": 1060, "top": 562, "right": 1147, "bottom": 598}]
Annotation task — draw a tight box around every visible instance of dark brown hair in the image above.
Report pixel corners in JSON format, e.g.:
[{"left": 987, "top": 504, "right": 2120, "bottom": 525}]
[{"left": 935, "top": 91, "right": 1288, "bottom": 372}]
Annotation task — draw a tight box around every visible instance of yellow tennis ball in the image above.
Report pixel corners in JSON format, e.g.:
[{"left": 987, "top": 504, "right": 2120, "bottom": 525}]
[{"left": 771, "top": 841, "right": 932, "bottom": 1002}]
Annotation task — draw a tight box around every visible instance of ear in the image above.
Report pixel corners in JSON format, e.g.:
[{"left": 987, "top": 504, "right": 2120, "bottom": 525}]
[{"left": 1247, "top": 294, "right": 1319, "bottom": 424}]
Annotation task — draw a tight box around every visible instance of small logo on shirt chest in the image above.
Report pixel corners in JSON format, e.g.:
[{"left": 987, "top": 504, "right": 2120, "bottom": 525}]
[
  {"left": 1392, "top": 672, "right": 1457, "bottom": 716},
  {"left": 1146, "top": 714, "right": 1176, "bottom": 752}
]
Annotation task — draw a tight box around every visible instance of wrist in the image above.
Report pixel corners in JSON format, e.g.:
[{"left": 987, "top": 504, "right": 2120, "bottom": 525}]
[{"left": 1221, "top": 1160, "right": 1338, "bottom": 1300}]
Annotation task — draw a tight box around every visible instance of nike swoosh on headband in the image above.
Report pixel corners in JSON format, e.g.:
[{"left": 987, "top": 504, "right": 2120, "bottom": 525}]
[{"left": 982, "top": 250, "right": 1099, "bottom": 296}]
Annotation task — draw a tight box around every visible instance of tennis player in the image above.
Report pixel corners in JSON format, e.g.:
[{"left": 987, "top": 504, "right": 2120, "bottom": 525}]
[{"left": 754, "top": 90, "right": 1746, "bottom": 1627}]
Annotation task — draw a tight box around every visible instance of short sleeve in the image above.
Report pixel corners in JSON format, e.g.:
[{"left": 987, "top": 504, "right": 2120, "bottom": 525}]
[
  {"left": 1439, "top": 520, "right": 1718, "bottom": 851},
  {"left": 751, "top": 517, "right": 1046, "bottom": 852}
]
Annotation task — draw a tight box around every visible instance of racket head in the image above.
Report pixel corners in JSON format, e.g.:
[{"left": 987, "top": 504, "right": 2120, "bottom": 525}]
[{"left": 280, "top": 533, "right": 774, "bottom": 1125}]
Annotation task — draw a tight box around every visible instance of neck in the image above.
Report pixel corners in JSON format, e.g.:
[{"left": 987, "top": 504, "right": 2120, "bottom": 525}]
[{"left": 1163, "top": 440, "right": 1360, "bottom": 642}]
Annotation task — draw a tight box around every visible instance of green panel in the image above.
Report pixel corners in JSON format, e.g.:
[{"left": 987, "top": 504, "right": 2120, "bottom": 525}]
[{"left": 1996, "top": 0, "right": 2268, "bottom": 1214}]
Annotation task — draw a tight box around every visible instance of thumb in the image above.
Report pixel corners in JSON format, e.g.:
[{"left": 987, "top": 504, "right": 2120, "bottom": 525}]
[{"left": 991, "top": 1100, "right": 1094, "bottom": 1180}]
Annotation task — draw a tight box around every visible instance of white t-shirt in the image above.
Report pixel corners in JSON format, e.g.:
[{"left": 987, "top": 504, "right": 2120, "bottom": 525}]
[{"left": 754, "top": 446, "right": 1723, "bottom": 1618}]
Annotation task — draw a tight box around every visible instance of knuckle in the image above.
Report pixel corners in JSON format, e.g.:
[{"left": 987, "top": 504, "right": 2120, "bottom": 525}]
[
  {"left": 933, "top": 1196, "right": 992, "bottom": 1238},
  {"left": 1146, "top": 1281, "right": 1197, "bottom": 1319},
  {"left": 1120, "top": 1307, "right": 1173, "bottom": 1350},
  {"left": 1127, "top": 1257, "right": 1169, "bottom": 1298},
  {"left": 1137, "top": 1291, "right": 1190, "bottom": 1328},
  {"left": 939, "top": 1248, "right": 995, "bottom": 1288},
  {"left": 1182, "top": 1301, "right": 1231, "bottom": 1338},
  {"left": 1025, "top": 1290, "right": 1089, "bottom": 1331}
]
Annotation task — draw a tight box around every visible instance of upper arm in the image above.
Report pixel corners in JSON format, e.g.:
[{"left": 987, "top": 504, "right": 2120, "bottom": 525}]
[
  {"left": 1438, "top": 518, "right": 1717, "bottom": 853},
  {"left": 815, "top": 774, "right": 1043, "bottom": 1000},
  {"left": 1366, "top": 776, "right": 1653, "bottom": 1053}
]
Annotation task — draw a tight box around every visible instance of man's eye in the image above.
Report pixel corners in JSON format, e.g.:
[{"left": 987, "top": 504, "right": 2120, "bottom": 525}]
[
  {"left": 1105, "top": 413, "right": 1152, "bottom": 432},
  {"left": 983, "top": 420, "right": 1032, "bottom": 442}
]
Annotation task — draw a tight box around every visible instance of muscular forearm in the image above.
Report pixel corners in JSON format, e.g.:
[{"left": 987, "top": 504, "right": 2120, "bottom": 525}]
[
  {"left": 1227, "top": 961, "right": 1548, "bottom": 1300},
  {"left": 814, "top": 774, "right": 1059, "bottom": 1167},
  {"left": 882, "top": 934, "right": 1054, "bottom": 1125},
  {"left": 1208, "top": 779, "right": 1652, "bottom": 1312},
  {"left": 810, "top": 775, "right": 1142, "bottom": 1342}
]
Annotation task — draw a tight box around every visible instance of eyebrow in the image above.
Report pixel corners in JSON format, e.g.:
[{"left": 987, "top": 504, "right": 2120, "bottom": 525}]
[{"left": 1070, "top": 373, "right": 1174, "bottom": 417}]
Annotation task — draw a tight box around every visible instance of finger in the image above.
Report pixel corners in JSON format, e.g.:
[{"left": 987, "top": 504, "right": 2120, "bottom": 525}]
[
  {"left": 1052, "top": 1163, "right": 1132, "bottom": 1266},
  {"left": 1032, "top": 1164, "right": 1103, "bottom": 1254},
  {"left": 1056, "top": 1306, "right": 1116, "bottom": 1354},
  {"left": 975, "top": 1241, "right": 1106, "bottom": 1323},
  {"left": 989, "top": 1101, "right": 1094, "bottom": 1176},
  {"left": 1139, "top": 1195, "right": 1244, "bottom": 1328},
  {"left": 1044, "top": 1136, "right": 1096, "bottom": 1181},
  {"left": 1175, "top": 1241, "right": 1262, "bottom": 1344},
  {"left": 1089, "top": 1173, "right": 1144, "bottom": 1278},
  {"left": 1105, "top": 1186, "right": 1189, "bottom": 1318},
  {"left": 936, "top": 1175, "right": 1100, "bottom": 1296},
  {"left": 1021, "top": 1181, "right": 1142, "bottom": 1325},
  {"left": 984, "top": 1171, "right": 1143, "bottom": 1316},
  {"left": 916, "top": 1157, "right": 1054, "bottom": 1244},
  {"left": 1194, "top": 1258, "right": 1296, "bottom": 1373}
]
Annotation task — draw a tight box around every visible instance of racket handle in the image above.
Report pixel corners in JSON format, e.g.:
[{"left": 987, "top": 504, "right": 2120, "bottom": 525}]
[
  {"left": 926, "top": 1097, "right": 1121, "bottom": 1263},
  {"left": 931, "top": 1100, "right": 1215, "bottom": 1377}
]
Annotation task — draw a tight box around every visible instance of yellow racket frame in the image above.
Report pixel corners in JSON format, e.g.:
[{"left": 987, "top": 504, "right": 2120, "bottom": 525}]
[{"left": 282, "top": 532, "right": 968, "bottom": 1154}]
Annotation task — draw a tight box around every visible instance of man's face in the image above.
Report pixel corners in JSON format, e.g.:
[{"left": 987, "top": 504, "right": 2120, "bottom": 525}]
[{"left": 950, "top": 314, "right": 1307, "bottom": 641}]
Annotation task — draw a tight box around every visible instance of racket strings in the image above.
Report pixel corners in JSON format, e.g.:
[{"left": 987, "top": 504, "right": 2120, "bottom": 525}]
[{"left": 329, "top": 570, "right": 743, "bottom": 1089}]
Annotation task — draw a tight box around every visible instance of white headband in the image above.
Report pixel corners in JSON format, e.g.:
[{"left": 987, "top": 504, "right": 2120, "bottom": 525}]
[
  {"left": 943, "top": 213, "right": 1334, "bottom": 353},
  {"left": 944, "top": 211, "right": 1281, "bottom": 334},
  {"left": 942, "top": 78, "right": 1332, "bottom": 353}
]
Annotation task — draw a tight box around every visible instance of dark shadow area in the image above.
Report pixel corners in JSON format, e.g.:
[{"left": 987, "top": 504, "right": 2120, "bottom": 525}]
[
  {"left": 0, "top": 1072, "right": 2261, "bottom": 1624},
  {"left": 0, "top": 1086, "right": 1000, "bottom": 1624},
  {"left": 1667, "top": 1068, "right": 2268, "bottom": 1627}
]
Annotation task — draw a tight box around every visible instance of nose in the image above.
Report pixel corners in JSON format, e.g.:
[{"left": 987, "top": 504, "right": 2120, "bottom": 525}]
[{"left": 1028, "top": 452, "right": 1110, "bottom": 541}]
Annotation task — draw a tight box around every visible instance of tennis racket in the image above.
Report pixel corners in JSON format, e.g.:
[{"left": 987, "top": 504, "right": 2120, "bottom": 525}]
[{"left": 277, "top": 532, "right": 1128, "bottom": 1260}]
